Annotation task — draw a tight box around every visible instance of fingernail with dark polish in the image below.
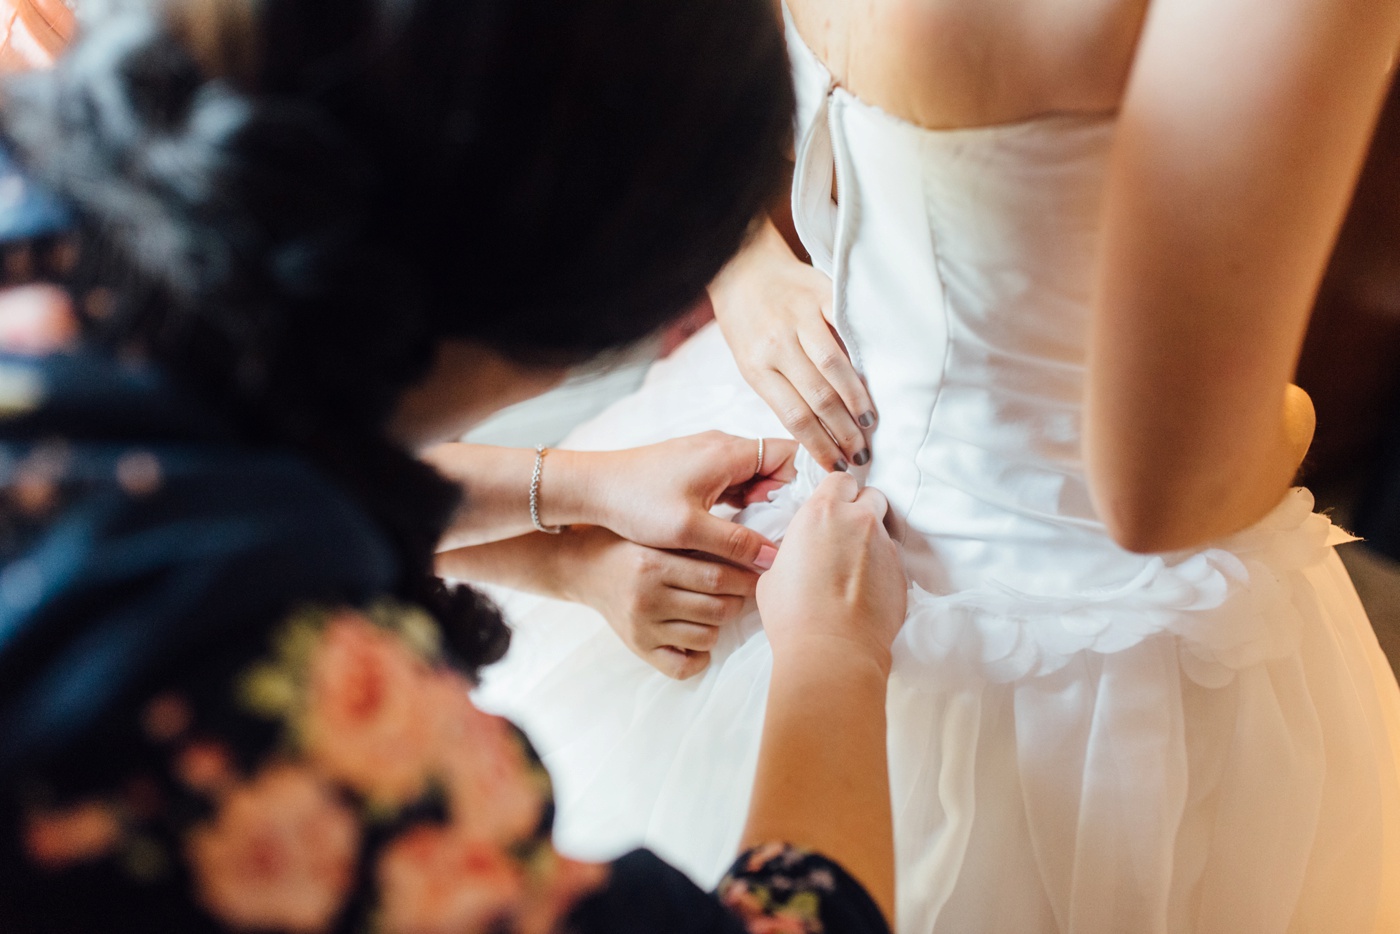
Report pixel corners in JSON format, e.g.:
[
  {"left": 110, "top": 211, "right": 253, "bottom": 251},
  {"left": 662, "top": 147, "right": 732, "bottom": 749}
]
[
  {"left": 858, "top": 411, "right": 876, "bottom": 429},
  {"left": 853, "top": 449, "right": 870, "bottom": 467},
  {"left": 834, "top": 460, "right": 848, "bottom": 472}
]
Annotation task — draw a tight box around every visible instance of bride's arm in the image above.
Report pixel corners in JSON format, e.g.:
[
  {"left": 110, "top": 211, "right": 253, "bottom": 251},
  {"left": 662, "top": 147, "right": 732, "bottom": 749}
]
[
  {"left": 1087, "top": 0, "right": 1400, "bottom": 553},
  {"left": 710, "top": 218, "right": 878, "bottom": 474}
]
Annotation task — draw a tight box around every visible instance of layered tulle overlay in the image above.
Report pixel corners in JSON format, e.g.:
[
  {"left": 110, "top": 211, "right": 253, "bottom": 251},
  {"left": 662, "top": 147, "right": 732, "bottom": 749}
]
[{"left": 473, "top": 9, "right": 1400, "bottom": 929}]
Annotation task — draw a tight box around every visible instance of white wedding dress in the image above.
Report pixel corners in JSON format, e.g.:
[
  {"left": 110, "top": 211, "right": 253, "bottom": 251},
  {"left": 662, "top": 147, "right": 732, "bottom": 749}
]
[{"left": 474, "top": 12, "right": 1400, "bottom": 932}]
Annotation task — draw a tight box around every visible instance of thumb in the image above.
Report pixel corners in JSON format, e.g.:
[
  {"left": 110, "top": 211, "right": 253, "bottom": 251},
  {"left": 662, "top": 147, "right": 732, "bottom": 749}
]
[
  {"left": 740, "top": 476, "right": 789, "bottom": 506},
  {"left": 812, "top": 470, "right": 860, "bottom": 504},
  {"left": 681, "top": 511, "right": 779, "bottom": 571}
]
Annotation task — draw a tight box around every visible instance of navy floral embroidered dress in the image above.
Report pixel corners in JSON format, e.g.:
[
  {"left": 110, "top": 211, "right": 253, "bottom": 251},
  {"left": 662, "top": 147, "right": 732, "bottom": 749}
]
[{"left": 0, "top": 349, "right": 889, "bottom": 934}]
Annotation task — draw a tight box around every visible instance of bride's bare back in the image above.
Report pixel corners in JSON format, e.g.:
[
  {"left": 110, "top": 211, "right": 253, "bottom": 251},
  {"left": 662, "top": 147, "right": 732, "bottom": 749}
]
[{"left": 788, "top": 0, "right": 1150, "bottom": 129}]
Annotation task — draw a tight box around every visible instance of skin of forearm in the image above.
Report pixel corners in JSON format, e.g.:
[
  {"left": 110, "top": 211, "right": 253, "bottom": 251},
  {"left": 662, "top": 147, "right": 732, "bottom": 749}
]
[
  {"left": 1087, "top": 383, "right": 1314, "bottom": 553},
  {"left": 742, "top": 642, "right": 896, "bottom": 927},
  {"left": 434, "top": 534, "right": 572, "bottom": 598},
  {"left": 424, "top": 444, "right": 602, "bottom": 550}
]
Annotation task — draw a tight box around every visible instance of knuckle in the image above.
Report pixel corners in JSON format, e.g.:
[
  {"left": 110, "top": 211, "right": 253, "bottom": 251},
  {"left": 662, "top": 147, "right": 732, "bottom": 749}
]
[
  {"left": 825, "top": 472, "right": 859, "bottom": 495},
  {"left": 725, "top": 525, "right": 751, "bottom": 560},
  {"left": 674, "top": 512, "right": 704, "bottom": 545},
  {"left": 716, "top": 598, "right": 745, "bottom": 624},
  {"left": 809, "top": 384, "right": 842, "bottom": 412},
  {"left": 631, "top": 548, "right": 659, "bottom": 577},
  {"left": 703, "top": 599, "right": 731, "bottom": 625},
  {"left": 855, "top": 510, "right": 881, "bottom": 534},
  {"left": 756, "top": 332, "right": 786, "bottom": 358},
  {"left": 812, "top": 347, "right": 846, "bottom": 372},
  {"left": 781, "top": 407, "right": 815, "bottom": 434},
  {"left": 698, "top": 564, "right": 724, "bottom": 593},
  {"left": 628, "top": 582, "right": 658, "bottom": 613}
]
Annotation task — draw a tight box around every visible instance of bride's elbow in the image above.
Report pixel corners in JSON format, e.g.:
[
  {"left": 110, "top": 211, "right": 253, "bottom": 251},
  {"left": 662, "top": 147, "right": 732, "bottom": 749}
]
[
  {"left": 1083, "top": 429, "right": 1232, "bottom": 554},
  {"left": 1100, "top": 505, "right": 1199, "bottom": 555},
  {"left": 1088, "top": 431, "right": 1303, "bottom": 554},
  {"left": 1093, "top": 472, "right": 1274, "bottom": 554},
  {"left": 1089, "top": 470, "right": 1218, "bottom": 554}
]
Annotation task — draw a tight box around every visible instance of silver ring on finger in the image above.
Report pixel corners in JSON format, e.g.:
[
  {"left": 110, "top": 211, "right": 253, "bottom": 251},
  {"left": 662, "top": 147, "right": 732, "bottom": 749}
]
[{"left": 755, "top": 437, "right": 766, "bottom": 476}]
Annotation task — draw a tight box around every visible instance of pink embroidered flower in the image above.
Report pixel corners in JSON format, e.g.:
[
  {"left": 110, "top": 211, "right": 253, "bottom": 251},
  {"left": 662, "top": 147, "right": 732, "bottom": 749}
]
[
  {"left": 744, "top": 841, "right": 790, "bottom": 873},
  {"left": 720, "top": 882, "right": 767, "bottom": 918},
  {"left": 303, "top": 613, "right": 435, "bottom": 804},
  {"left": 176, "top": 741, "right": 237, "bottom": 795},
  {"left": 186, "top": 763, "right": 359, "bottom": 934},
  {"left": 719, "top": 879, "right": 819, "bottom": 934},
  {"left": 376, "top": 825, "right": 525, "bottom": 934},
  {"left": 514, "top": 854, "right": 610, "bottom": 934},
  {"left": 24, "top": 802, "right": 122, "bottom": 869},
  {"left": 428, "top": 672, "right": 543, "bottom": 844}
]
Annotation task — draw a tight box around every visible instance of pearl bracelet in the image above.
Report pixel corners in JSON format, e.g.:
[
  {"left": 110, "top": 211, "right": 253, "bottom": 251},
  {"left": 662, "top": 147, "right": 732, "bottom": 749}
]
[{"left": 530, "top": 444, "right": 564, "bottom": 535}]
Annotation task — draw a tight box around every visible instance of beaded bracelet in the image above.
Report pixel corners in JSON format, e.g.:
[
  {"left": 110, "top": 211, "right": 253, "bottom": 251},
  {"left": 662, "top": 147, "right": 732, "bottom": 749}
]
[{"left": 530, "top": 444, "right": 564, "bottom": 535}]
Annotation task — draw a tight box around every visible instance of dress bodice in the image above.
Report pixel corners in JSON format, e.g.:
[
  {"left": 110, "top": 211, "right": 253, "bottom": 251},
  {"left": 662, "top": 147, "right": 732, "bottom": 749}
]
[
  {"left": 787, "top": 10, "right": 1114, "bottom": 551},
  {"left": 768, "top": 11, "right": 1345, "bottom": 683}
]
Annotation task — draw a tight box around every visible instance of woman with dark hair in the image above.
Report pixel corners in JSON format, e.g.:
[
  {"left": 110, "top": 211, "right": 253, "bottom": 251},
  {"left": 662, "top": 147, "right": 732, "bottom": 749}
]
[{"left": 0, "top": 1, "right": 905, "bottom": 931}]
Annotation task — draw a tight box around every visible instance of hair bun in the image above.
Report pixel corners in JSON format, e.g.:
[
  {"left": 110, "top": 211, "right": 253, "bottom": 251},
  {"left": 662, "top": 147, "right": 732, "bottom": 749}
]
[{"left": 6, "top": 9, "right": 369, "bottom": 305}]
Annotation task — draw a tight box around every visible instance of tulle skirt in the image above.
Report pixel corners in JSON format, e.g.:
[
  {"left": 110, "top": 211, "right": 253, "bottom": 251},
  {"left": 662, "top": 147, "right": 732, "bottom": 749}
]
[{"left": 474, "top": 326, "right": 1400, "bottom": 933}]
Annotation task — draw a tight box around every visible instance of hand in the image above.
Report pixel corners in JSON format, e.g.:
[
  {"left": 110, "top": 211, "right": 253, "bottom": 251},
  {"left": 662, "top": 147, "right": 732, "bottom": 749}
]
[
  {"left": 589, "top": 431, "right": 799, "bottom": 571},
  {"left": 756, "top": 473, "right": 906, "bottom": 674},
  {"left": 710, "top": 218, "right": 876, "bottom": 472},
  {"left": 556, "top": 526, "right": 757, "bottom": 679}
]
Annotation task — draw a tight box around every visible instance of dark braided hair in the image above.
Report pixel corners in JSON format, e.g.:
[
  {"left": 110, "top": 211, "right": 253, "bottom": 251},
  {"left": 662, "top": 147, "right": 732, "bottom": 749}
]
[{"left": 0, "top": 0, "right": 794, "bottom": 676}]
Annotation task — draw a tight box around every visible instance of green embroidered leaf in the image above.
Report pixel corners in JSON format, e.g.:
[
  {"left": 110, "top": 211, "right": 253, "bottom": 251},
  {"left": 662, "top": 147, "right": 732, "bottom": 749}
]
[
  {"left": 238, "top": 664, "right": 299, "bottom": 718},
  {"left": 519, "top": 837, "right": 555, "bottom": 877},
  {"left": 371, "top": 601, "right": 442, "bottom": 661},
  {"left": 273, "top": 615, "right": 324, "bottom": 669},
  {"left": 782, "top": 890, "right": 821, "bottom": 921}
]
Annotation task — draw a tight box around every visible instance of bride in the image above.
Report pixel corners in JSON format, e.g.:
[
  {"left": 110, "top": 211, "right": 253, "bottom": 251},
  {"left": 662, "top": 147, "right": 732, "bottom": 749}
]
[{"left": 441, "top": 0, "right": 1400, "bottom": 930}]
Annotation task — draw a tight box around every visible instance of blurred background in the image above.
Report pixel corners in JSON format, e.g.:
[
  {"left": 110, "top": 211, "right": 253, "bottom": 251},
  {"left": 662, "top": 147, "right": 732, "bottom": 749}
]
[{"left": 1294, "top": 76, "right": 1400, "bottom": 675}]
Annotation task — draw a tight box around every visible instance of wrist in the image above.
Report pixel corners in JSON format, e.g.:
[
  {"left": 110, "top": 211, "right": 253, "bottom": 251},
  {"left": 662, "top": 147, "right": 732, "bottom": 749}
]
[
  {"left": 769, "top": 633, "right": 893, "bottom": 683},
  {"left": 535, "top": 449, "right": 607, "bottom": 530},
  {"left": 543, "top": 532, "right": 574, "bottom": 603},
  {"left": 709, "top": 217, "right": 787, "bottom": 313},
  {"left": 554, "top": 526, "right": 627, "bottom": 611}
]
